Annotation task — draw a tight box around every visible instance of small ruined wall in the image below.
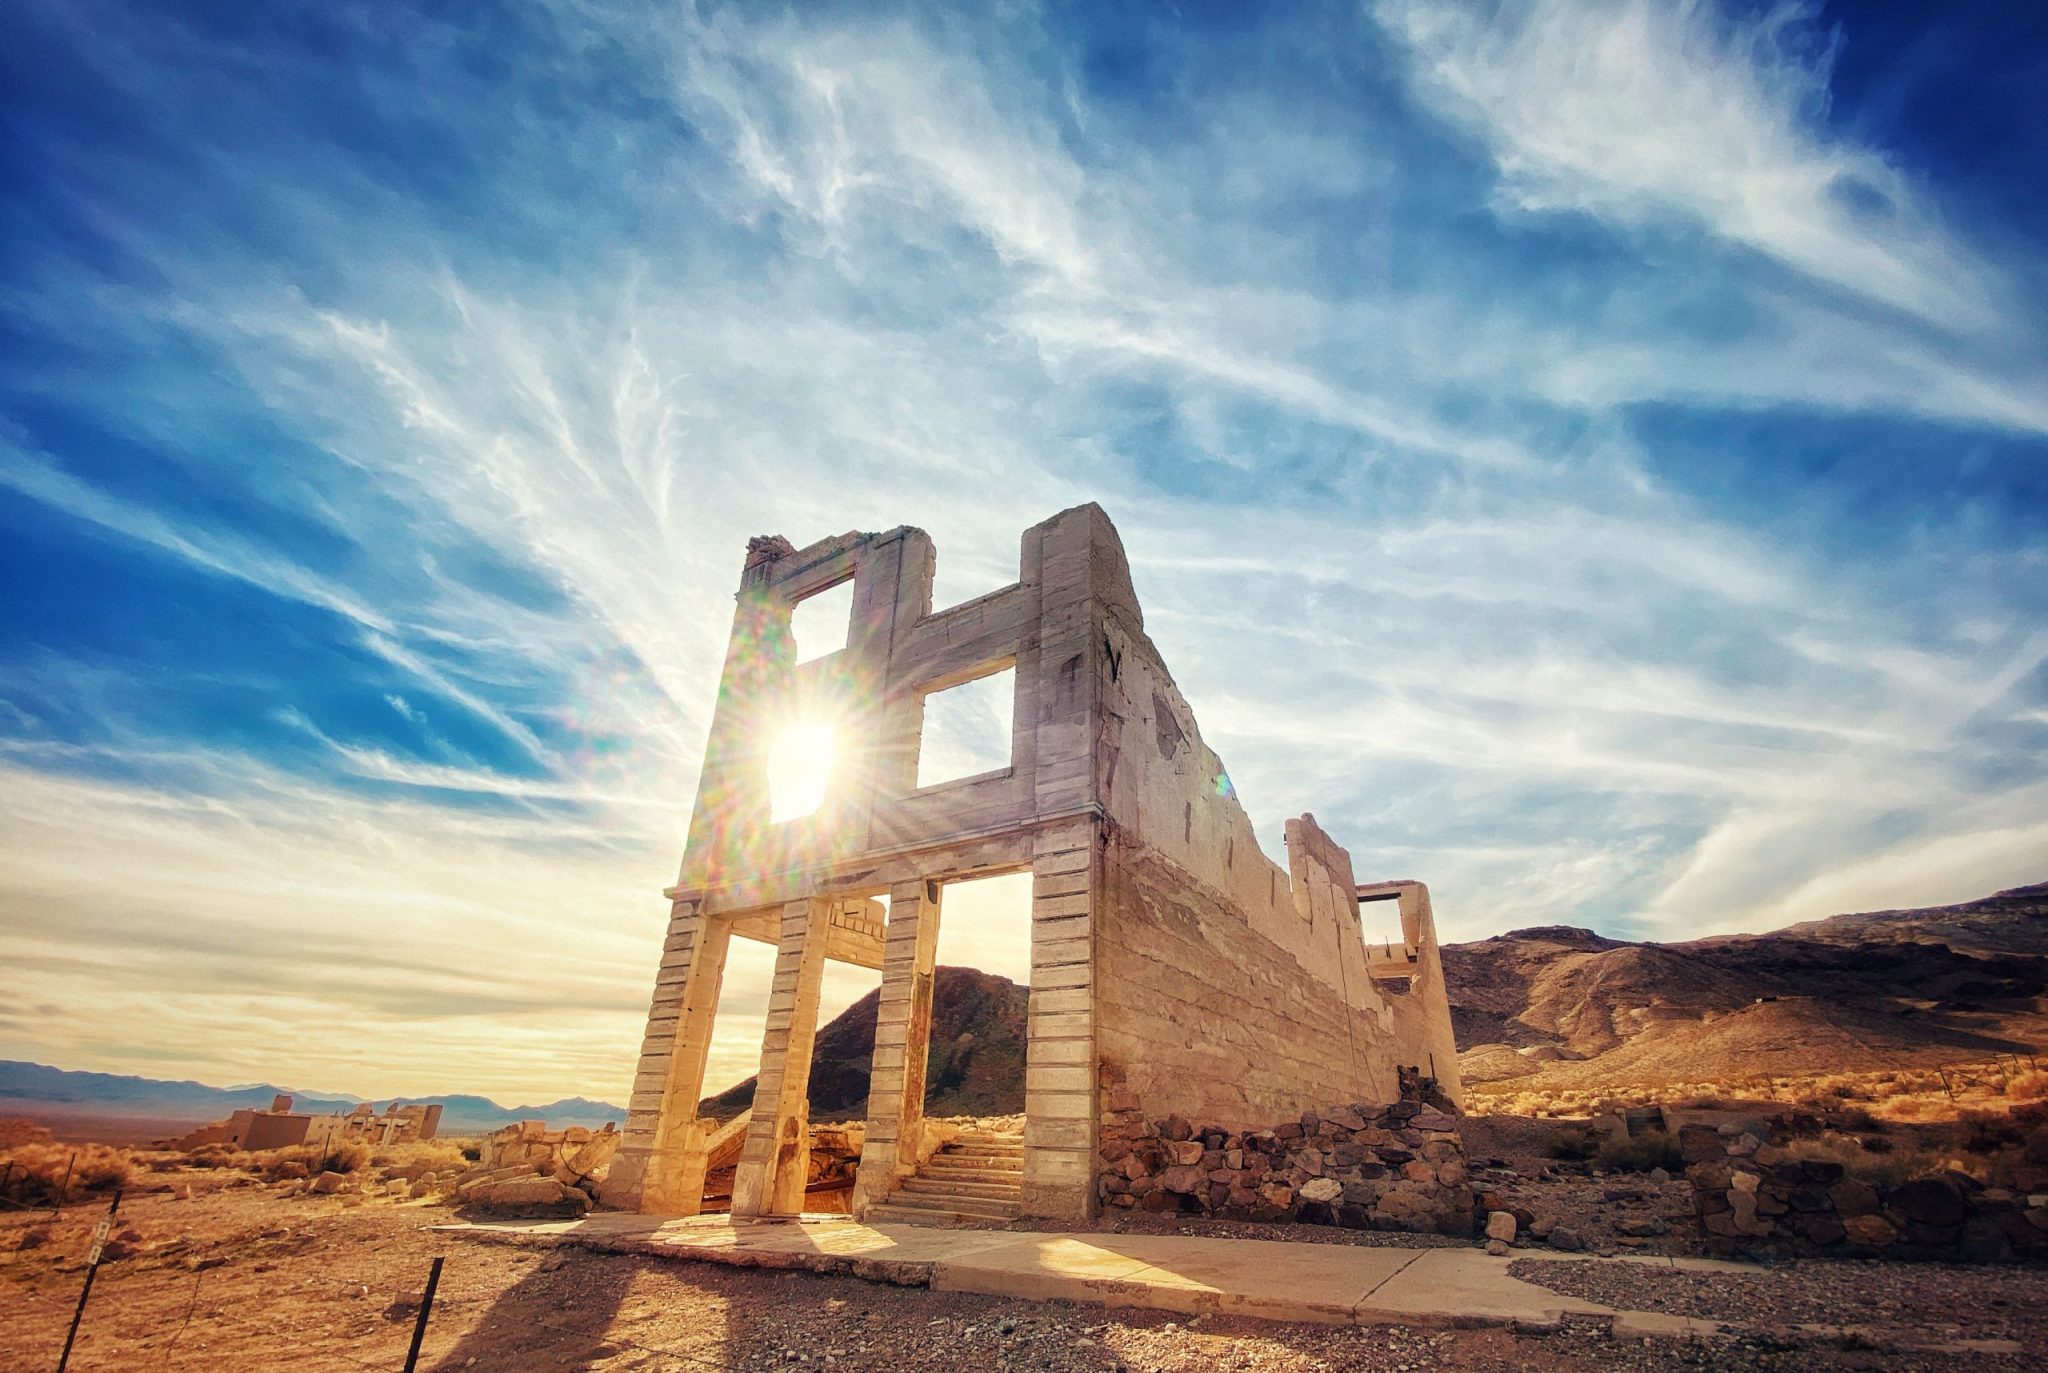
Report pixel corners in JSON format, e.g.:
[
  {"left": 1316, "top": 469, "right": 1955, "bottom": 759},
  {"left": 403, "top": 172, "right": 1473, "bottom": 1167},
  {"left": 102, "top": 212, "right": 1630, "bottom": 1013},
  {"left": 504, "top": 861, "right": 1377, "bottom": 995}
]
[
  {"left": 1097, "top": 840, "right": 1400, "bottom": 1128},
  {"left": 1098, "top": 1098, "right": 1472, "bottom": 1235},
  {"left": 1683, "top": 1124, "right": 2048, "bottom": 1262}
]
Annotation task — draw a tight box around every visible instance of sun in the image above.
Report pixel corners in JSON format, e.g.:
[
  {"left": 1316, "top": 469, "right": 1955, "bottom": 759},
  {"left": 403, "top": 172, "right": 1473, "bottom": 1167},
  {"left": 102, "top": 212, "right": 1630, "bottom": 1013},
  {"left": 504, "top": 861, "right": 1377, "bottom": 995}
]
[{"left": 767, "top": 721, "right": 837, "bottom": 822}]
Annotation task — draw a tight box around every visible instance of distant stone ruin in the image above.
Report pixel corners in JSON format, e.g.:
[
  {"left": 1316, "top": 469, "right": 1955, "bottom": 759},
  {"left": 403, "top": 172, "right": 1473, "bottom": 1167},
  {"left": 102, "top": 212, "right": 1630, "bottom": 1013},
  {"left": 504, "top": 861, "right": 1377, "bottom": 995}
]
[
  {"left": 169, "top": 1096, "right": 444, "bottom": 1154},
  {"left": 605, "top": 503, "right": 1461, "bottom": 1224}
]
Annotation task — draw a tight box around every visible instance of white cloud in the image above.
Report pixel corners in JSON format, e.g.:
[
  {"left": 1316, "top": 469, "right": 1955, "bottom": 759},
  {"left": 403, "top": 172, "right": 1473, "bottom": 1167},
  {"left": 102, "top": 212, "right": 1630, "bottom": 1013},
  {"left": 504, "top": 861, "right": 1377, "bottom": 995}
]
[
  {"left": 1377, "top": 0, "right": 2003, "bottom": 335},
  {"left": 1, "top": 0, "right": 2042, "bottom": 1106}
]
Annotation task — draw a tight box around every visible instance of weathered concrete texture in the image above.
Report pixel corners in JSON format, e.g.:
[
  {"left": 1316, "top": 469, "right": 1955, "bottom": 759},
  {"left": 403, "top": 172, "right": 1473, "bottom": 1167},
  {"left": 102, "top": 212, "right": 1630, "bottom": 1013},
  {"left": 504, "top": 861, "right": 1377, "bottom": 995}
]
[
  {"left": 611, "top": 503, "right": 1463, "bottom": 1227},
  {"left": 441, "top": 1215, "right": 1729, "bottom": 1338}
]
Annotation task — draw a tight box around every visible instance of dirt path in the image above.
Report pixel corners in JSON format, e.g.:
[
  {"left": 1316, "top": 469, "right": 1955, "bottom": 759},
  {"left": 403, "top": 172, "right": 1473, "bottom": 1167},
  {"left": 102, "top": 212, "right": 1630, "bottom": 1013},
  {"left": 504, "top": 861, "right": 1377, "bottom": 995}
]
[{"left": 4, "top": 1178, "right": 2044, "bottom": 1371}]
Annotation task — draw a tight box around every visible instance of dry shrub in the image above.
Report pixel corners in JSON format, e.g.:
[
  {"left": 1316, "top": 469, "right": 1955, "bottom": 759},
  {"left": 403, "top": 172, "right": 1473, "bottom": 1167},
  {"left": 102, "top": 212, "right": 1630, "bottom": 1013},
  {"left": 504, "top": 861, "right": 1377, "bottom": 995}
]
[
  {"left": 184, "top": 1144, "right": 256, "bottom": 1171},
  {"left": 1596, "top": 1129, "right": 1683, "bottom": 1174},
  {"left": 2005, "top": 1070, "right": 2048, "bottom": 1102},
  {"left": 1873, "top": 1094, "right": 1954, "bottom": 1124},
  {"left": 277, "top": 1137, "right": 373, "bottom": 1176},
  {"left": 1781, "top": 1136, "right": 1945, "bottom": 1190},
  {"left": 0, "top": 1142, "right": 136, "bottom": 1199},
  {"left": 372, "top": 1140, "right": 471, "bottom": 1176},
  {"left": 1545, "top": 1124, "right": 1600, "bottom": 1161}
]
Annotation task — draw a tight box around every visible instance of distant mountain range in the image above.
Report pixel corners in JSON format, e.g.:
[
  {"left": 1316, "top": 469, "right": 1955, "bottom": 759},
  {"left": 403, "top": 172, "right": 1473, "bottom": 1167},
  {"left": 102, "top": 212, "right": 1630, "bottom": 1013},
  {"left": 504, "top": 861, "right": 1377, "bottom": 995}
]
[
  {"left": 0, "top": 1060, "right": 625, "bottom": 1134},
  {"left": 15, "top": 881, "right": 2042, "bottom": 1140},
  {"left": 1445, "top": 881, "right": 2048, "bottom": 1092}
]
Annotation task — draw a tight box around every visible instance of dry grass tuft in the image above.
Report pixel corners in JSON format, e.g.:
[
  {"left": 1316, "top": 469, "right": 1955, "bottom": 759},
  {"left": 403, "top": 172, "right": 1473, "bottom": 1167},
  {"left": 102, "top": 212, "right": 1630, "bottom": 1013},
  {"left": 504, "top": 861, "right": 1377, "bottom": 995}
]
[
  {"left": 2005, "top": 1069, "right": 2048, "bottom": 1101},
  {"left": 372, "top": 1140, "right": 471, "bottom": 1176},
  {"left": 0, "top": 1141, "right": 137, "bottom": 1199}
]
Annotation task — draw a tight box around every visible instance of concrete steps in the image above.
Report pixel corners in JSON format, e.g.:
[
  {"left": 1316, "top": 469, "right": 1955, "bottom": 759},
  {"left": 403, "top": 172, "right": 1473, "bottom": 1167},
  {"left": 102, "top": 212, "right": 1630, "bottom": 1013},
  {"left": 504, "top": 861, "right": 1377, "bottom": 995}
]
[{"left": 866, "top": 1129, "right": 1024, "bottom": 1227}]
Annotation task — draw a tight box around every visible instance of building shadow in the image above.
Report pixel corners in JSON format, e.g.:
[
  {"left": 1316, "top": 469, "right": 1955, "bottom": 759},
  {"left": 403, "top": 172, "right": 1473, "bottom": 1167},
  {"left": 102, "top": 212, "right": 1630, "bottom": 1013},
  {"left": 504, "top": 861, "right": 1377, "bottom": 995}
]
[{"left": 424, "top": 1248, "right": 640, "bottom": 1372}]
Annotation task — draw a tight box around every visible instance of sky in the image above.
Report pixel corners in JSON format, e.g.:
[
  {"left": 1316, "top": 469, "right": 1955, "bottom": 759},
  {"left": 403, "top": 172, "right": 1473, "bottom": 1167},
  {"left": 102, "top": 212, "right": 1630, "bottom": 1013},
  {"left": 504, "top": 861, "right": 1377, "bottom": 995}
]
[{"left": 1, "top": 0, "right": 2044, "bottom": 1108}]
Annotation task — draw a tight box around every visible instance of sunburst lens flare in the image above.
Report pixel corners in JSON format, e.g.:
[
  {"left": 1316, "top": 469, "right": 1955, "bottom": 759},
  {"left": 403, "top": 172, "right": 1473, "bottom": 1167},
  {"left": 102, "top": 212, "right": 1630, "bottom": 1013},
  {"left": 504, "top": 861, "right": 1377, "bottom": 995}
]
[{"left": 767, "top": 722, "right": 837, "bottom": 822}]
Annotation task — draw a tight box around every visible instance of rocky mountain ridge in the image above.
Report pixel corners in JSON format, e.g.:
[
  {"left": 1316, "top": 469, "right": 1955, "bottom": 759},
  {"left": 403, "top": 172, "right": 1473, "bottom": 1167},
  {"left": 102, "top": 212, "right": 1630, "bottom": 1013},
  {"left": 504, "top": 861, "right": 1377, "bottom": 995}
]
[{"left": 1446, "top": 882, "right": 2048, "bottom": 1089}]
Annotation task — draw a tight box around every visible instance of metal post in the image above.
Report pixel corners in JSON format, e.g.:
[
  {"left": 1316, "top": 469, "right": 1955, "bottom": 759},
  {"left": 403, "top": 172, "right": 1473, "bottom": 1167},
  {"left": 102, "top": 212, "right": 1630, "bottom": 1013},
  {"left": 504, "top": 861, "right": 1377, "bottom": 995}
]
[
  {"left": 55, "top": 1189, "right": 121, "bottom": 1373},
  {"left": 401, "top": 1255, "right": 445, "bottom": 1373}
]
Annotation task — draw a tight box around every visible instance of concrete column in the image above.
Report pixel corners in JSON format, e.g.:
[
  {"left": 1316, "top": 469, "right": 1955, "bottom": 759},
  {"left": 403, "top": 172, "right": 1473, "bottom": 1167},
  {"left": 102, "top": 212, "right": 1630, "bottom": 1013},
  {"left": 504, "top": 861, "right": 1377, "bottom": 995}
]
[
  {"left": 1021, "top": 818, "right": 1098, "bottom": 1221},
  {"left": 851, "top": 877, "right": 942, "bottom": 1215},
  {"left": 606, "top": 900, "right": 732, "bottom": 1212},
  {"left": 730, "top": 896, "right": 831, "bottom": 1217}
]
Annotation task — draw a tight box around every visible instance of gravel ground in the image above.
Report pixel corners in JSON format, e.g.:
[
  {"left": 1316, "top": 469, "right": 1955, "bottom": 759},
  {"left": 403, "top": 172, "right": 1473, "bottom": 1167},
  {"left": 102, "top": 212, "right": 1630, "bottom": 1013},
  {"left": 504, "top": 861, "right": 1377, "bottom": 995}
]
[
  {"left": 7, "top": 1174, "right": 2048, "bottom": 1371},
  {"left": 1513, "top": 1256, "right": 2048, "bottom": 1359}
]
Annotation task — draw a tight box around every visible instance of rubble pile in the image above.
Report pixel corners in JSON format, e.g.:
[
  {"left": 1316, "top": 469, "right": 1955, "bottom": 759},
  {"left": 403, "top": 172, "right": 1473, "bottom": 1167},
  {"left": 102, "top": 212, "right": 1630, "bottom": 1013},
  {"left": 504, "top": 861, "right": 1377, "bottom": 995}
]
[
  {"left": 1097, "top": 1099, "right": 1472, "bottom": 1235},
  {"left": 1685, "top": 1121, "right": 2048, "bottom": 1261},
  {"left": 451, "top": 1121, "right": 621, "bottom": 1215}
]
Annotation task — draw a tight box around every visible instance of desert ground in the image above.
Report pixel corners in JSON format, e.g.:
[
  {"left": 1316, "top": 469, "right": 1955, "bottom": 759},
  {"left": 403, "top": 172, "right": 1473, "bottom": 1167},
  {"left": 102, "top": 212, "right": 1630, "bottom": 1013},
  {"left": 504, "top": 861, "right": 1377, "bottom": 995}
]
[{"left": 6, "top": 1145, "right": 2048, "bottom": 1373}]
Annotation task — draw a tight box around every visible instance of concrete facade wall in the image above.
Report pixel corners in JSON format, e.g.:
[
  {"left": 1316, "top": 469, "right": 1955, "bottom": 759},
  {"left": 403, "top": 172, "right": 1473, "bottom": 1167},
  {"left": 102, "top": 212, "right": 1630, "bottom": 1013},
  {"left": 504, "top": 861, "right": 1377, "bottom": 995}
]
[{"left": 607, "top": 502, "right": 1461, "bottom": 1225}]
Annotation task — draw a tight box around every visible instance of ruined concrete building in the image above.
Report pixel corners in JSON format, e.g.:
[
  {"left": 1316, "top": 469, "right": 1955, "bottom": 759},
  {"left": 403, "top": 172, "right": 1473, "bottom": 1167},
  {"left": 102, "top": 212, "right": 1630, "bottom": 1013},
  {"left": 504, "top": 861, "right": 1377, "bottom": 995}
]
[{"left": 605, "top": 504, "right": 1461, "bottom": 1222}]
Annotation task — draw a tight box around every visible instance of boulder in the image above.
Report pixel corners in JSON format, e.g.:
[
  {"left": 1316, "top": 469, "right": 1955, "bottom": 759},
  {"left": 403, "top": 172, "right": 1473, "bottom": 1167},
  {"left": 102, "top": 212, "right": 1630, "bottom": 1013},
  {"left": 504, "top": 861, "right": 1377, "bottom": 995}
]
[
  {"left": 1827, "top": 1178, "right": 1880, "bottom": 1217},
  {"left": 1485, "top": 1210, "right": 1517, "bottom": 1243},
  {"left": 309, "top": 1171, "right": 351, "bottom": 1195},
  {"left": 1842, "top": 1214, "right": 1897, "bottom": 1248},
  {"left": 1370, "top": 1188, "right": 1440, "bottom": 1233},
  {"left": 1546, "top": 1226, "right": 1585, "bottom": 1252},
  {"left": 1889, "top": 1177, "right": 1967, "bottom": 1228},
  {"left": 468, "top": 1177, "right": 590, "bottom": 1211},
  {"left": 1798, "top": 1215, "right": 1846, "bottom": 1246},
  {"left": 1299, "top": 1178, "right": 1342, "bottom": 1205}
]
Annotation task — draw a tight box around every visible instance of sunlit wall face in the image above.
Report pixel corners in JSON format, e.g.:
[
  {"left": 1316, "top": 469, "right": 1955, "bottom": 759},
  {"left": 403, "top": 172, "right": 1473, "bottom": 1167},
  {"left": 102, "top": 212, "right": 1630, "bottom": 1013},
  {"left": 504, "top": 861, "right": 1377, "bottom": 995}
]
[{"left": 766, "top": 721, "right": 837, "bottom": 822}]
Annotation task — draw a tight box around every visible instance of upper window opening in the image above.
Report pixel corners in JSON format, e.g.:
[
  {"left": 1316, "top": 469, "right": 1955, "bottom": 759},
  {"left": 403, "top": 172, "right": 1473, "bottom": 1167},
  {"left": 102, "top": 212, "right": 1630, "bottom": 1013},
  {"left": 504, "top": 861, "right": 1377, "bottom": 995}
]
[
  {"left": 916, "top": 667, "right": 1015, "bottom": 789},
  {"left": 791, "top": 580, "right": 854, "bottom": 664}
]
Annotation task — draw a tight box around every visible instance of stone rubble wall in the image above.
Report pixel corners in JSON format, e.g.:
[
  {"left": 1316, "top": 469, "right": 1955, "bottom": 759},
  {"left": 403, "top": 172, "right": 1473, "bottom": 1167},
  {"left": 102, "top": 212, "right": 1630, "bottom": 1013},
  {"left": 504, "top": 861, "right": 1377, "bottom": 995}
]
[
  {"left": 1097, "top": 1097, "right": 1473, "bottom": 1235},
  {"left": 1684, "top": 1123, "right": 2048, "bottom": 1262}
]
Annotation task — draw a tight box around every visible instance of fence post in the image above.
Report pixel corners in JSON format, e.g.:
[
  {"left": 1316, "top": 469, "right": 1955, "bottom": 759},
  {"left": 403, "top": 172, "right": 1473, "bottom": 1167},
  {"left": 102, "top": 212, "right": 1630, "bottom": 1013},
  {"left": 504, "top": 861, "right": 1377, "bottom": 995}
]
[
  {"left": 402, "top": 1255, "right": 445, "bottom": 1373},
  {"left": 54, "top": 1152, "right": 77, "bottom": 1211},
  {"left": 55, "top": 1189, "right": 121, "bottom": 1373}
]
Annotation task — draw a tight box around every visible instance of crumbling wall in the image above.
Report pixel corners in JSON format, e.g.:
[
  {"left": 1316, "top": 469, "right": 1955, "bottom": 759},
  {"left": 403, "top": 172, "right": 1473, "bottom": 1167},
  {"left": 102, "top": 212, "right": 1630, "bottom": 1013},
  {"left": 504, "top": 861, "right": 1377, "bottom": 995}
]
[
  {"left": 1088, "top": 566, "right": 1400, "bottom": 1130},
  {"left": 1096, "top": 841, "right": 1400, "bottom": 1128}
]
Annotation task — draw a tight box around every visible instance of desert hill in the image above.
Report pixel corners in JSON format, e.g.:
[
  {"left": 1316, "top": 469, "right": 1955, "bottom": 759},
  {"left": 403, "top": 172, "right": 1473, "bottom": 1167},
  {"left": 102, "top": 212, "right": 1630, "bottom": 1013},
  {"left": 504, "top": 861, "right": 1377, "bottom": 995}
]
[
  {"left": 1445, "top": 881, "right": 2048, "bottom": 1092},
  {"left": 702, "top": 965, "right": 1027, "bottom": 1121}
]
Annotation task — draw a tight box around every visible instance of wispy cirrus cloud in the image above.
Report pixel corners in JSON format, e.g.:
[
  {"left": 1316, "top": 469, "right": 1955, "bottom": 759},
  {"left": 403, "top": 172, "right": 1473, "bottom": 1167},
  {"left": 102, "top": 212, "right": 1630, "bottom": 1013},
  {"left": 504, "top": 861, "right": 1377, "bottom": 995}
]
[{"left": 0, "top": 0, "right": 2042, "bottom": 1102}]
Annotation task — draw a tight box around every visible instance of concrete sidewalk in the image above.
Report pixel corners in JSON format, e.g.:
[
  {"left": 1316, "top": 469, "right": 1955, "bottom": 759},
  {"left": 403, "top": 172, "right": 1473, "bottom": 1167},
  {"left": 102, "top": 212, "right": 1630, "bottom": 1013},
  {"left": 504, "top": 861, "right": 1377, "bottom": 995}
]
[{"left": 440, "top": 1214, "right": 1736, "bottom": 1340}]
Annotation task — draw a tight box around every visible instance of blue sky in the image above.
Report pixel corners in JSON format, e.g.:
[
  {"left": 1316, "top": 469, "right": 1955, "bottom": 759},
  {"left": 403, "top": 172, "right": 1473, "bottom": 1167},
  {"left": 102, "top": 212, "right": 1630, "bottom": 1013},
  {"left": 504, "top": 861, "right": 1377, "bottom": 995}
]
[{"left": 2, "top": 0, "right": 2044, "bottom": 1104}]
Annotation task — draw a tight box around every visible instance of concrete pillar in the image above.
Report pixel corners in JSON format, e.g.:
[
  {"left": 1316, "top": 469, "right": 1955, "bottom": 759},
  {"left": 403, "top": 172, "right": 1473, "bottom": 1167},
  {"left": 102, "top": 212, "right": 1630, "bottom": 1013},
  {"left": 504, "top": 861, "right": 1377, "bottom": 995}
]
[
  {"left": 607, "top": 901, "right": 733, "bottom": 1212},
  {"left": 1021, "top": 818, "right": 1098, "bottom": 1221},
  {"left": 851, "top": 877, "right": 942, "bottom": 1215},
  {"left": 730, "top": 896, "right": 831, "bottom": 1217}
]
